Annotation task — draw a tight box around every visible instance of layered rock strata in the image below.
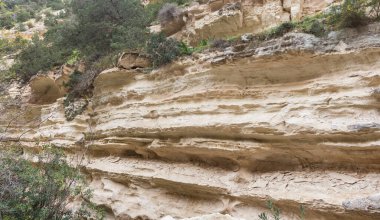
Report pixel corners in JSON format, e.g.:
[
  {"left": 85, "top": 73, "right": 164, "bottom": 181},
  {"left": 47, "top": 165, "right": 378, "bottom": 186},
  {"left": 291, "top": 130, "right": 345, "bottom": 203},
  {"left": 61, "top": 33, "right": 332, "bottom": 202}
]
[{"left": 1, "top": 23, "right": 380, "bottom": 219}]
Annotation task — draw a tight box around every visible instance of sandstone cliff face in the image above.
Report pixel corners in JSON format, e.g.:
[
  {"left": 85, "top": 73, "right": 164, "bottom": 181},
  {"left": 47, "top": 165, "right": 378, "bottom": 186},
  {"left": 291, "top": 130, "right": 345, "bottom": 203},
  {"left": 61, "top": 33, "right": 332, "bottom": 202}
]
[
  {"left": 2, "top": 0, "right": 380, "bottom": 218},
  {"left": 85, "top": 24, "right": 380, "bottom": 220},
  {"left": 1, "top": 21, "right": 380, "bottom": 219},
  {"left": 159, "top": 0, "right": 335, "bottom": 44}
]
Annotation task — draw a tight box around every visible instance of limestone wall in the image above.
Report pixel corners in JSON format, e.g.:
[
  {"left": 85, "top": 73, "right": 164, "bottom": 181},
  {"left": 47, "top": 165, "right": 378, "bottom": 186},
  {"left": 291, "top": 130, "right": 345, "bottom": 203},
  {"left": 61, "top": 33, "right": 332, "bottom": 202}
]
[{"left": 1, "top": 14, "right": 380, "bottom": 220}]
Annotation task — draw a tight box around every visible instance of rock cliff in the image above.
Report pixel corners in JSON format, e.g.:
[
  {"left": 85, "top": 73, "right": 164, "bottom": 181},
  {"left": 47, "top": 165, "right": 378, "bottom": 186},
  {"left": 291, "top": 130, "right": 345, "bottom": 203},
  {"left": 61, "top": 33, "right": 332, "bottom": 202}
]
[
  {"left": 159, "top": 0, "right": 335, "bottom": 44},
  {"left": 1, "top": 1, "right": 380, "bottom": 220}
]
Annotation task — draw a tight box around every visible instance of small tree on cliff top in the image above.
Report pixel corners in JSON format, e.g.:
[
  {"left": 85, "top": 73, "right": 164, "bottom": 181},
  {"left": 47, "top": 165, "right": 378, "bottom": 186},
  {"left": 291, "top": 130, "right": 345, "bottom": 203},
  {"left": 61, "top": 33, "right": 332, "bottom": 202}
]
[{"left": 69, "top": 0, "right": 149, "bottom": 55}]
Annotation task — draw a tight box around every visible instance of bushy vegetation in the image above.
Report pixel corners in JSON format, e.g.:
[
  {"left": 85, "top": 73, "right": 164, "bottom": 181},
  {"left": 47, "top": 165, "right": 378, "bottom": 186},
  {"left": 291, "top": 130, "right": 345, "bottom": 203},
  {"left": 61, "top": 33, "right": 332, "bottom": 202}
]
[
  {"left": 0, "top": 37, "right": 28, "bottom": 82},
  {"left": 327, "top": 0, "right": 380, "bottom": 28},
  {"left": 258, "top": 200, "right": 305, "bottom": 220},
  {"left": 65, "top": 69, "right": 97, "bottom": 100},
  {"left": 0, "top": 0, "right": 65, "bottom": 29},
  {"left": 69, "top": 0, "right": 149, "bottom": 55},
  {"left": 158, "top": 3, "right": 183, "bottom": 25},
  {"left": 5, "top": 0, "right": 196, "bottom": 84},
  {"left": 0, "top": 12, "right": 14, "bottom": 29},
  {"left": 258, "top": 200, "right": 281, "bottom": 220},
  {"left": 3, "top": 0, "right": 193, "bottom": 119},
  {"left": 5, "top": 0, "right": 380, "bottom": 83},
  {"left": 46, "top": 0, "right": 65, "bottom": 10},
  {"left": 8, "top": 0, "right": 152, "bottom": 83},
  {"left": 328, "top": 0, "right": 368, "bottom": 28},
  {"left": 11, "top": 34, "right": 67, "bottom": 82},
  {"left": 258, "top": 22, "right": 296, "bottom": 40},
  {"left": 147, "top": 33, "right": 182, "bottom": 67},
  {"left": 294, "top": 13, "right": 325, "bottom": 36},
  {"left": 0, "top": 36, "right": 28, "bottom": 57},
  {"left": 5, "top": 0, "right": 380, "bottom": 117},
  {"left": 0, "top": 145, "right": 104, "bottom": 219}
]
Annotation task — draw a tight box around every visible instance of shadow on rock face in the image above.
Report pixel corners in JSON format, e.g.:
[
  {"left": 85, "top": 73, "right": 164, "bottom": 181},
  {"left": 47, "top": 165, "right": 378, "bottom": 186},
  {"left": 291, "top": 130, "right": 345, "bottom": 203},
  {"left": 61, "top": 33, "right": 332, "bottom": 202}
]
[{"left": 29, "top": 76, "right": 64, "bottom": 104}]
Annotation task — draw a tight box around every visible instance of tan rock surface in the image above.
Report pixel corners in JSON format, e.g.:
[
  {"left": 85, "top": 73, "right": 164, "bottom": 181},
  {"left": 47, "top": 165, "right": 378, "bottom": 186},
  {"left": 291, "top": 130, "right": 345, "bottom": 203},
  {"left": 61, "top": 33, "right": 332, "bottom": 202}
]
[
  {"left": 167, "top": 0, "right": 334, "bottom": 44},
  {"left": 1, "top": 21, "right": 380, "bottom": 220},
  {"left": 118, "top": 53, "right": 151, "bottom": 70}
]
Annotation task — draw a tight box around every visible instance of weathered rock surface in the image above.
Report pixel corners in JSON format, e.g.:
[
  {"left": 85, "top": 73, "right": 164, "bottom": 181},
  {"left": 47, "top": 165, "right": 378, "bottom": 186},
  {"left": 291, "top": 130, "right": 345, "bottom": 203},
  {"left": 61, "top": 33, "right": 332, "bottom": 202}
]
[
  {"left": 2, "top": 21, "right": 380, "bottom": 220},
  {"left": 118, "top": 52, "right": 151, "bottom": 70},
  {"left": 27, "top": 64, "right": 82, "bottom": 104},
  {"left": 168, "top": 0, "right": 335, "bottom": 44}
]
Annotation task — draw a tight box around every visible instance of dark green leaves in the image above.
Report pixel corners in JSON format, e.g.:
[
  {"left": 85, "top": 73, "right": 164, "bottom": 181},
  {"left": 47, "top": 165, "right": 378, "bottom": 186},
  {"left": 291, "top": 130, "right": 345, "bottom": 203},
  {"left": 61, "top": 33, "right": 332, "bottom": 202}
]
[
  {"left": 146, "top": 33, "right": 182, "bottom": 67},
  {"left": 0, "top": 145, "right": 100, "bottom": 220}
]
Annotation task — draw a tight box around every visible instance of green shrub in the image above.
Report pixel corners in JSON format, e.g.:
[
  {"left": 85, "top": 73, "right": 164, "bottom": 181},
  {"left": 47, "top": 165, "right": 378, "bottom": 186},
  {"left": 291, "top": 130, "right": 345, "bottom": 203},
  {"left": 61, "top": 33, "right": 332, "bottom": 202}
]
[
  {"left": 341, "top": 0, "right": 368, "bottom": 27},
  {"left": 0, "top": 12, "right": 14, "bottom": 29},
  {"left": 17, "top": 23, "right": 26, "bottom": 31},
  {"left": 64, "top": 70, "right": 82, "bottom": 91},
  {"left": 92, "top": 53, "right": 118, "bottom": 71},
  {"left": 0, "top": 0, "right": 51, "bottom": 29},
  {"left": 63, "top": 68, "right": 99, "bottom": 121},
  {"left": 7, "top": 0, "right": 191, "bottom": 83},
  {"left": 259, "top": 200, "right": 281, "bottom": 220},
  {"left": 0, "top": 37, "right": 28, "bottom": 57},
  {"left": 47, "top": 0, "right": 65, "bottom": 10},
  {"left": 69, "top": 0, "right": 149, "bottom": 56},
  {"left": 44, "top": 14, "right": 58, "bottom": 27},
  {"left": 0, "top": 145, "right": 104, "bottom": 220},
  {"left": 258, "top": 200, "right": 305, "bottom": 220},
  {"left": 198, "top": 39, "right": 208, "bottom": 47},
  {"left": 328, "top": 0, "right": 368, "bottom": 28},
  {"left": 146, "top": 2, "right": 165, "bottom": 23},
  {"left": 297, "top": 15, "right": 326, "bottom": 36},
  {"left": 178, "top": 41, "right": 193, "bottom": 55},
  {"left": 194, "top": 39, "right": 209, "bottom": 51},
  {"left": 12, "top": 34, "right": 66, "bottom": 82},
  {"left": 177, "top": 40, "right": 208, "bottom": 55},
  {"left": 272, "top": 22, "right": 295, "bottom": 36},
  {"left": 110, "top": 26, "right": 148, "bottom": 51},
  {"left": 65, "top": 68, "right": 100, "bottom": 101},
  {"left": 15, "top": 8, "right": 32, "bottom": 22},
  {"left": 146, "top": 33, "right": 182, "bottom": 67},
  {"left": 44, "top": 10, "right": 53, "bottom": 17},
  {"left": 0, "top": 69, "right": 17, "bottom": 82},
  {"left": 66, "top": 49, "right": 81, "bottom": 65},
  {"left": 35, "top": 14, "right": 43, "bottom": 21},
  {"left": 258, "top": 22, "right": 295, "bottom": 40}
]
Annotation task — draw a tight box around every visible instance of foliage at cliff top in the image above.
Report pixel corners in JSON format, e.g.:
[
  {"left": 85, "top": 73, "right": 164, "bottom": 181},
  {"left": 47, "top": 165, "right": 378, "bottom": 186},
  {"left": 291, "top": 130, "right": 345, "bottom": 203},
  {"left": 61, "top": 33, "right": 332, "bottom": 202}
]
[
  {"left": 6, "top": 0, "right": 190, "bottom": 84},
  {"left": 5, "top": 0, "right": 380, "bottom": 84},
  {"left": 0, "top": 0, "right": 65, "bottom": 29}
]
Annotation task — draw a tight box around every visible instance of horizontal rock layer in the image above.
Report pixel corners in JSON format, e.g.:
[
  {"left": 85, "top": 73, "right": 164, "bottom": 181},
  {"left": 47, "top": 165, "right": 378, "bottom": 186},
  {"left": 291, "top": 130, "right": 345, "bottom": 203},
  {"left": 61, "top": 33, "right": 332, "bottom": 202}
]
[
  {"left": 1, "top": 24, "right": 380, "bottom": 219},
  {"left": 84, "top": 25, "right": 380, "bottom": 219}
]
